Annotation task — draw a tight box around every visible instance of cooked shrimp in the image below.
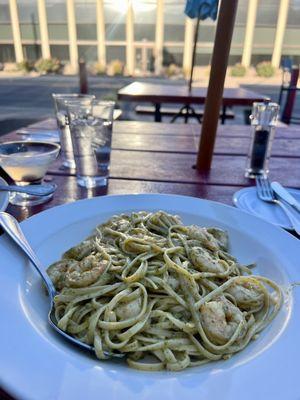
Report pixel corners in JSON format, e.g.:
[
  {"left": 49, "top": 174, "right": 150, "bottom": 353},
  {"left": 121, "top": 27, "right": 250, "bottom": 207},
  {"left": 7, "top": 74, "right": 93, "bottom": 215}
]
[
  {"left": 63, "top": 240, "right": 95, "bottom": 261},
  {"left": 110, "top": 218, "right": 131, "bottom": 232},
  {"left": 186, "top": 226, "right": 221, "bottom": 251},
  {"left": 47, "top": 260, "right": 74, "bottom": 290},
  {"left": 115, "top": 297, "right": 142, "bottom": 320},
  {"left": 189, "top": 247, "right": 227, "bottom": 274},
  {"left": 200, "top": 297, "right": 246, "bottom": 345},
  {"left": 65, "top": 254, "right": 108, "bottom": 288},
  {"left": 226, "top": 278, "right": 264, "bottom": 311},
  {"left": 207, "top": 228, "right": 229, "bottom": 251}
]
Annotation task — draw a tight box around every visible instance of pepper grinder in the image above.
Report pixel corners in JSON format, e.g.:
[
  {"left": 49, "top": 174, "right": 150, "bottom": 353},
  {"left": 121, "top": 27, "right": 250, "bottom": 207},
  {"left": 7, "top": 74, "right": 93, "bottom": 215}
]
[{"left": 245, "top": 101, "right": 280, "bottom": 178}]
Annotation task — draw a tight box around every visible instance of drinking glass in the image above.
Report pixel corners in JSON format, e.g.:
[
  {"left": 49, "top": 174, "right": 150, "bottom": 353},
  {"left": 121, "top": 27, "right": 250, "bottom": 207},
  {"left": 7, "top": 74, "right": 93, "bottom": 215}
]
[
  {"left": 245, "top": 101, "right": 280, "bottom": 178},
  {"left": 0, "top": 141, "right": 60, "bottom": 206},
  {"left": 52, "top": 94, "right": 95, "bottom": 169},
  {"left": 67, "top": 100, "right": 115, "bottom": 188}
]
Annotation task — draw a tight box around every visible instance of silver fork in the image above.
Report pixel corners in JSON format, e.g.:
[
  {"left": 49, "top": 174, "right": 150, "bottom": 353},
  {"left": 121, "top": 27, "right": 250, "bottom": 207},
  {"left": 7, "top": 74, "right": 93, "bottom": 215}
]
[{"left": 256, "top": 176, "right": 300, "bottom": 235}]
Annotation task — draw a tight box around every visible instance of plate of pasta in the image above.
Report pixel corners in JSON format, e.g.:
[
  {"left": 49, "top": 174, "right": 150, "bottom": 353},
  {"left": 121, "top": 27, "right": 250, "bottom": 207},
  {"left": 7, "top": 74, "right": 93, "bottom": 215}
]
[{"left": 0, "top": 194, "right": 299, "bottom": 400}]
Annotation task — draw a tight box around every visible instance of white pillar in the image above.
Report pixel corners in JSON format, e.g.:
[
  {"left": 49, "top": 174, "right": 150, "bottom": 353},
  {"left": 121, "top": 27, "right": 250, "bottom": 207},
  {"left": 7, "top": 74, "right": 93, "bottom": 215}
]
[
  {"left": 9, "top": 0, "right": 23, "bottom": 62},
  {"left": 155, "top": 0, "right": 164, "bottom": 75},
  {"left": 37, "top": 0, "right": 50, "bottom": 59},
  {"left": 241, "top": 0, "right": 258, "bottom": 67},
  {"left": 126, "top": 0, "right": 135, "bottom": 75},
  {"left": 183, "top": 17, "right": 195, "bottom": 77},
  {"left": 66, "top": 0, "right": 78, "bottom": 72},
  {"left": 96, "top": 0, "right": 106, "bottom": 67},
  {"left": 272, "top": 0, "right": 290, "bottom": 68}
]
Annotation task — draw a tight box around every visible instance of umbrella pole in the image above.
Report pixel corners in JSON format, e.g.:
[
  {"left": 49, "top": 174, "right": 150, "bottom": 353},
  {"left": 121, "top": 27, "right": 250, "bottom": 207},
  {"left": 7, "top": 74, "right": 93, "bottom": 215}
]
[
  {"left": 188, "top": 15, "right": 200, "bottom": 93},
  {"left": 196, "top": 0, "right": 239, "bottom": 171}
]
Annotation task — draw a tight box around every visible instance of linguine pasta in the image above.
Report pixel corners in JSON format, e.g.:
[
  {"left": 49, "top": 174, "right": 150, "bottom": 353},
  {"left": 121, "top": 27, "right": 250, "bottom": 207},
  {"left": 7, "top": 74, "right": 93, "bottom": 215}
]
[{"left": 47, "top": 211, "right": 282, "bottom": 371}]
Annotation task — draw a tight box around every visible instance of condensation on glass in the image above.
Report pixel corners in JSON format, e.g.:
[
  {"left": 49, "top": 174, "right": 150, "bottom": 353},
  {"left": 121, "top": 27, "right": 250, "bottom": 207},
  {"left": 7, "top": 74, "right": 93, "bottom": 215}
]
[
  {"left": 67, "top": 99, "right": 115, "bottom": 189},
  {"left": 52, "top": 94, "right": 95, "bottom": 170}
]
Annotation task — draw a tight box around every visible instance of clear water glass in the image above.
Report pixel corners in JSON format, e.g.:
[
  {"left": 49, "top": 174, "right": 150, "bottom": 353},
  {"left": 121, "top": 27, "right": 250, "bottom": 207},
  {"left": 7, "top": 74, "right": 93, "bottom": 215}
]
[
  {"left": 245, "top": 101, "right": 280, "bottom": 178},
  {"left": 67, "top": 100, "right": 115, "bottom": 189},
  {"left": 52, "top": 94, "right": 95, "bottom": 169},
  {"left": 0, "top": 141, "right": 60, "bottom": 206}
]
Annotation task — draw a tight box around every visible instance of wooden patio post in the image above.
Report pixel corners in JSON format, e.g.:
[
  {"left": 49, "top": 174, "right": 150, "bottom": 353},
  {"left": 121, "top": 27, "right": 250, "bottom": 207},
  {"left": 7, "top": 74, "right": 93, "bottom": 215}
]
[{"left": 196, "top": 0, "right": 239, "bottom": 171}]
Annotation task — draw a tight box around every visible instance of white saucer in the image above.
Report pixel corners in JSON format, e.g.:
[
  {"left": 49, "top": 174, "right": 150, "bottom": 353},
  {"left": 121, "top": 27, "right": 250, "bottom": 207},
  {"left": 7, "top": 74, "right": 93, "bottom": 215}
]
[
  {"left": 233, "top": 186, "right": 300, "bottom": 230},
  {"left": 0, "top": 177, "right": 9, "bottom": 212}
]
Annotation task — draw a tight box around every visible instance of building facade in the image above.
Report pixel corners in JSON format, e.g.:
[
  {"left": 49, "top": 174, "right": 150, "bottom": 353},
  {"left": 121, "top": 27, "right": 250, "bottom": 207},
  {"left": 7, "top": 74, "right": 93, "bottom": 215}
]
[{"left": 0, "top": 0, "right": 299, "bottom": 73}]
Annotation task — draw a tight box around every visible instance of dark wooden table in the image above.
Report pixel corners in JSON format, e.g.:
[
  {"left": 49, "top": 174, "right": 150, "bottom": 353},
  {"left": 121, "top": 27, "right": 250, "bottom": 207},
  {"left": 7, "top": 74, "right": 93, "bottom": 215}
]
[
  {"left": 1, "top": 119, "right": 300, "bottom": 400},
  {"left": 117, "top": 82, "right": 269, "bottom": 122},
  {"left": 1, "top": 118, "right": 300, "bottom": 223}
]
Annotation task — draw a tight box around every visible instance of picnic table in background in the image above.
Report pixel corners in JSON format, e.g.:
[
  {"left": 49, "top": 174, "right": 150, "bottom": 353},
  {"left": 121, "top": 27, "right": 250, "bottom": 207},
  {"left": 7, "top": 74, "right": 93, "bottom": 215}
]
[{"left": 117, "top": 82, "right": 269, "bottom": 123}]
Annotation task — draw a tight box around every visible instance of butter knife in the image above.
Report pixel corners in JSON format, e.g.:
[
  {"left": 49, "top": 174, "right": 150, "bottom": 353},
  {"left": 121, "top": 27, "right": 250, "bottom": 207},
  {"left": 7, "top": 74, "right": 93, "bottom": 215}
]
[{"left": 271, "top": 182, "right": 300, "bottom": 213}]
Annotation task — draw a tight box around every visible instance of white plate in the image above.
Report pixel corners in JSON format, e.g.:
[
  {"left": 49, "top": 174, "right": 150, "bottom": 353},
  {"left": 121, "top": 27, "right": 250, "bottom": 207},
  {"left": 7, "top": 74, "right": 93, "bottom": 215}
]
[
  {"left": 0, "top": 176, "right": 9, "bottom": 211},
  {"left": 0, "top": 194, "right": 299, "bottom": 400},
  {"left": 233, "top": 186, "right": 300, "bottom": 230}
]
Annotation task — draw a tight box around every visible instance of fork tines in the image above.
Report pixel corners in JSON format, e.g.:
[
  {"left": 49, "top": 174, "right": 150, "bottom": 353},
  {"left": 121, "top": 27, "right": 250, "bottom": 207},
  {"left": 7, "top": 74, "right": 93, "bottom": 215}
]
[{"left": 255, "top": 176, "right": 275, "bottom": 201}]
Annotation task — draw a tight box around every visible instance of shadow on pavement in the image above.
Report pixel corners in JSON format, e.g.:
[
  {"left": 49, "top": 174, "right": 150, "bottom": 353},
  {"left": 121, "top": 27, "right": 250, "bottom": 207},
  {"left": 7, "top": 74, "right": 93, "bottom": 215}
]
[{"left": 0, "top": 118, "right": 40, "bottom": 136}]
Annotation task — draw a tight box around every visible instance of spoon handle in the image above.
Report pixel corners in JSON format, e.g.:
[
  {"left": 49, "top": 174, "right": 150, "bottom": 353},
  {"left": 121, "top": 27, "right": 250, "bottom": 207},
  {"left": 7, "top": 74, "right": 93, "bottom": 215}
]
[
  {"left": 0, "top": 183, "right": 57, "bottom": 196},
  {"left": 0, "top": 212, "right": 56, "bottom": 298}
]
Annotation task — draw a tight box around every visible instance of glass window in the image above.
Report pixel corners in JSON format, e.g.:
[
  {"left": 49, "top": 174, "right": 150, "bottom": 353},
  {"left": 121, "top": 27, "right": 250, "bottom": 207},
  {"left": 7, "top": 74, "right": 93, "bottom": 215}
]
[
  {"left": 253, "top": 27, "right": 276, "bottom": 46},
  {"left": 46, "top": 1, "right": 67, "bottom": 23},
  {"left": 75, "top": 1, "right": 97, "bottom": 40},
  {"left": 135, "top": 24, "right": 155, "bottom": 41},
  {"left": 134, "top": 0, "right": 156, "bottom": 41},
  {"left": 17, "top": 0, "right": 39, "bottom": 23},
  {"left": 228, "top": 54, "right": 242, "bottom": 65},
  {"left": 235, "top": 0, "right": 248, "bottom": 26},
  {"left": 287, "top": 0, "right": 300, "bottom": 27},
  {"left": 75, "top": 1, "right": 96, "bottom": 23},
  {"left": 17, "top": 0, "right": 39, "bottom": 41},
  {"left": 50, "top": 44, "right": 69, "bottom": 61},
  {"left": 23, "top": 44, "right": 41, "bottom": 60},
  {"left": 0, "top": 24, "right": 13, "bottom": 40},
  {"left": 76, "top": 24, "right": 97, "bottom": 41},
  {"left": 104, "top": 0, "right": 126, "bottom": 41},
  {"left": 251, "top": 54, "right": 272, "bottom": 65},
  {"left": 106, "top": 45, "right": 126, "bottom": 63},
  {"left": 256, "top": 0, "right": 280, "bottom": 27},
  {"left": 0, "top": 44, "right": 15, "bottom": 62},
  {"left": 0, "top": 3, "right": 11, "bottom": 23},
  {"left": 48, "top": 24, "right": 69, "bottom": 41},
  {"left": 163, "top": 46, "right": 183, "bottom": 66},
  {"left": 195, "top": 53, "right": 211, "bottom": 66},
  {"left": 198, "top": 23, "right": 216, "bottom": 42},
  {"left": 20, "top": 23, "right": 40, "bottom": 41},
  {"left": 164, "top": 0, "right": 185, "bottom": 42},
  {"left": 78, "top": 45, "right": 97, "bottom": 61},
  {"left": 46, "top": 1, "right": 68, "bottom": 41}
]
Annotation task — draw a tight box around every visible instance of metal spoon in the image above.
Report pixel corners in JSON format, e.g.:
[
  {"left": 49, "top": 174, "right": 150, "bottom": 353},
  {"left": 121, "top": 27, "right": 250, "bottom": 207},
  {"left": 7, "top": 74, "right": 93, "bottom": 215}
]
[
  {"left": 0, "top": 211, "right": 123, "bottom": 359},
  {"left": 0, "top": 183, "right": 57, "bottom": 196}
]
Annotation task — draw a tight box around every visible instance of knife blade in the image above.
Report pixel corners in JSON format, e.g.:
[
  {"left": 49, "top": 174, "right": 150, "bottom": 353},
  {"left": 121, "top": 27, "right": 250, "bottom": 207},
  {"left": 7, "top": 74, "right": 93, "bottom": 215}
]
[{"left": 271, "top": 181, "right": 300, "bottom": 213}]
